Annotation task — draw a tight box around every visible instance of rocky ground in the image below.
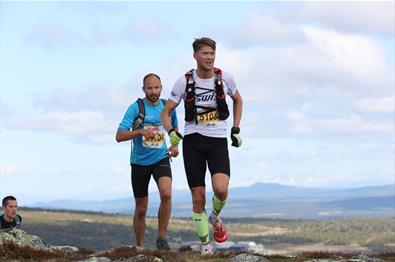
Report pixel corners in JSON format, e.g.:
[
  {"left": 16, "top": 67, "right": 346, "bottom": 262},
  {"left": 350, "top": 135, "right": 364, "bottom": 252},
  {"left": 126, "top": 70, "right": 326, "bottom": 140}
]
[{"left": 1, "top": 228, "right": 394, "bottom": 261}]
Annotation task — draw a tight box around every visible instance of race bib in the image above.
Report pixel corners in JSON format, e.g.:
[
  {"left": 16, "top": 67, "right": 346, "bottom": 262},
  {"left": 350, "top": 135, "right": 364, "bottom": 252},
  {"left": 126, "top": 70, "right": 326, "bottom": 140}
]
[
  {"left": 142, "top": 125, "right": 165, "bottom": 148},
  {"left": 197, "top": 110, "right": 219, "bottom": 124}
]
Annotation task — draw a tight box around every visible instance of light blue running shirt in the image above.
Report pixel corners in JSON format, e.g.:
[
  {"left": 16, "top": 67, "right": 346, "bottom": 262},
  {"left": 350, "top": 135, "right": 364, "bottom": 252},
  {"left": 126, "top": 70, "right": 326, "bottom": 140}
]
[{"left": 117, "top": 98, "right": 178, "bottom": 165}]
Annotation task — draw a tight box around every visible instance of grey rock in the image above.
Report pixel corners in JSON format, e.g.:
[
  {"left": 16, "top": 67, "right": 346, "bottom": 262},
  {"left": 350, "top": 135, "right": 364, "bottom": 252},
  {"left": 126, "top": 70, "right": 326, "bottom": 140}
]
[
  {"left": 78, "top": 257, "right": 112, "bottom": 262},
  {"left": 303, "top": 260, "right": 347, "bottom": 262},
  {"left": 114, "top": 254, "right": 162, "bottom": 262},
  {"left": 0, "top": 228, "right": 46, "bottom": 249},
  {"left": 303, "top": 255, "right": 386, "bottom": 262},
  {"left": 229, "top": 253, "right": 270, "bottom": 262},
  {"left": 95, "top": 245, "right": 141, "bottom": 257},
  {"left": 50, "top": 245, "right": 79, "bottom": 252},
  {"left": 351, "top": 255, "right": 385, "bottom": 262}
]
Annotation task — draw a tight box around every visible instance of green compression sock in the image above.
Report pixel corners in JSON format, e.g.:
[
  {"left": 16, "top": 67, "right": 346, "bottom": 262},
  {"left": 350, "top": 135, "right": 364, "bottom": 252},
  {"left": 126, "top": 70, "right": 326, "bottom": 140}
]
[
  {"left": 192, "top": 211, "right": 209, "bottom": 244},
  {"left": 212, "top": 195, "right": 227, "bottom": 216}
]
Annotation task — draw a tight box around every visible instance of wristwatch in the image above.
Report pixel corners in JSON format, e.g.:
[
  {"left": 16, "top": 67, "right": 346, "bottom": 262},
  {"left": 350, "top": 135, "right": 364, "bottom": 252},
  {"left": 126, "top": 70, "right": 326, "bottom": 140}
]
[{"left": 231, "top": 127, "right": 240, "bottom": 134}]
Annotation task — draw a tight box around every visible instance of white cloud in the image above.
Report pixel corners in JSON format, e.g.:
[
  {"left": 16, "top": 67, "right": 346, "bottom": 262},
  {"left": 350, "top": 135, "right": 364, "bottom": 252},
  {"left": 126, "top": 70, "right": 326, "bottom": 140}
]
[
  {"left": 2, "top": 78, "right": 140, "bottom": 143},
  {"left": 123, "top": 17, "right": 180, "bottom": 44},
  {"left": 7, "top": 22, "right": 394, "bottom": 141},
  {"left": 218, "top": 26, "right": 392, "bottom": 103},
  {"left": 287, "top": 111, "right": 393, "bottom": 136},
  {"left": 302, "top": 26, "right": 391, "bottom": 84},
  {"left": 215, "top": 2, "right": 394, "bottom": 49},
  {"left": 226, "top": 137, "right": 393, "bottom": 189},
  {"left": 9, "top": 110, "right": 115, "bottom": 136},
  {"left": 27, "top": 22, "right": 86, "bottom": 49},
  {"left": 27, "top": 16, "right": 180, "bottom": 49},
  {"left": 290, "top": 2, "right": 394, "bottom": 37},
  {"left": 36, "top": 80, "right": 133, "bottom": 112},
  {"left": 354, "top": 97, "right": 394, "bottom": 114},
  {"left": 92, "top": 17, "right": 180, "bottom": 45},
  {"left": 216, "top": 13, "right": 306, "bottom": 48},
  {"left": 212, "top": 25, "right": 393, "bottom": 137},
  {"left": 93, "top": 16, "right": 181, "bottom": 45},
  {"left": 3, "top": 77, "right": 171, "bottom": 143}
]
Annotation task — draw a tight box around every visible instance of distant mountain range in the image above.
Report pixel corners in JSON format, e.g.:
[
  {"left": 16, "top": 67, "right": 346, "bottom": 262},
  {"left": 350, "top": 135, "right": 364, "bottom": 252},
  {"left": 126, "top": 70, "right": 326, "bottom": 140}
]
[{"left": 31, "top": 183, "right": 394, "bottom": 219}]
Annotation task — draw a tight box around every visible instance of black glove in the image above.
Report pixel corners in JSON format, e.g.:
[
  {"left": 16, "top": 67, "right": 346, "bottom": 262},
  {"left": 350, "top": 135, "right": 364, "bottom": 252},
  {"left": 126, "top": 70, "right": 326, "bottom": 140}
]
[{"left": 231, "top": 127, "right": 242, "bottom": 148}]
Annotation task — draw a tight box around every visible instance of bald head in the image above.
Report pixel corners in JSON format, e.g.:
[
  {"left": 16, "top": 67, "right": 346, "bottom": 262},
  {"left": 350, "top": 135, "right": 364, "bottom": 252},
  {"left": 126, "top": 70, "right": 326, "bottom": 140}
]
[{"left": 142, "top": 73, "right": 162, "bottom": 104}]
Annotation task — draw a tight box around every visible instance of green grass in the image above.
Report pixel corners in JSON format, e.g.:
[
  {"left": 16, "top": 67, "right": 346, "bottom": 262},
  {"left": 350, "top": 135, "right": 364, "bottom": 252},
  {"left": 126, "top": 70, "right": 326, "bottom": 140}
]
[{"left": 17, "top": 209, "right": 395, "bottom": 252}]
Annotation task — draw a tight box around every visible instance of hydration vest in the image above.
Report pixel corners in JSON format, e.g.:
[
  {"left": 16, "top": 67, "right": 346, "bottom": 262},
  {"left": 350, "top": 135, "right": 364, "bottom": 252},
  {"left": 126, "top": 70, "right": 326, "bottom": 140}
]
[
  {"left": 184, "top": 68, "right": 229, "bottom": 123},
  {"left": 0, "top": 212, "right": 21, "bottom": 228},
  {"left": 132, "top": 98, "right": 167, "bottom": 130}
]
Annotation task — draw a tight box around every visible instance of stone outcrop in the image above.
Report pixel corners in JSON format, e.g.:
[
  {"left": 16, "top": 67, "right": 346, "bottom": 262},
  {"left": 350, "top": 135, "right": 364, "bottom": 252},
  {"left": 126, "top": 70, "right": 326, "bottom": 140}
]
[
  {"left": 0, "top": 229, "right": 390, "bottom": 261},
  {"left": 302, "top": 254, "right": 386, "bottom": 262},
  {"left": 0, "top": 228, "right": 46, "bottom": 249},
  {"left": 229, "top": 253, "right": 270, "bottom": 262}
]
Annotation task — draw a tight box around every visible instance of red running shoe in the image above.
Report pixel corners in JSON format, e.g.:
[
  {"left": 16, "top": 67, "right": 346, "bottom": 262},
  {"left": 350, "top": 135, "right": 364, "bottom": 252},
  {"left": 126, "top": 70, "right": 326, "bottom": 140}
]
[{"left": 210, "top": 214, "right": 227, "bottom": 243}]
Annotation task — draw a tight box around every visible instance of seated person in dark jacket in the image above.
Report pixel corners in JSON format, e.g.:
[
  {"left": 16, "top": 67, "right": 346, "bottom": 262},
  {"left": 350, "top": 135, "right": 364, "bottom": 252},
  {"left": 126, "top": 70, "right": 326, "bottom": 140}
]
[{"left": 1, "top": 195, "right": 22, "bottom": 229}]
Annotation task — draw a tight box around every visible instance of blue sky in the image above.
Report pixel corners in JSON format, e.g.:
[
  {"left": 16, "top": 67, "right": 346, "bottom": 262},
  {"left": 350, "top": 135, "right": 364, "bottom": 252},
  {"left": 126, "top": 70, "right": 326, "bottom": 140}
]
[{"left": 1, "top": 1, "right": 394, "bottom": 205}]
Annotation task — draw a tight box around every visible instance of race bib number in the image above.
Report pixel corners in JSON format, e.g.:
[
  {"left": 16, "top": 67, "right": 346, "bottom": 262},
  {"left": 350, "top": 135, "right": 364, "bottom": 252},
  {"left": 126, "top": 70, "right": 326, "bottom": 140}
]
[
  {"left": 197, "top": 111, "right": 219, "bottom": 124},
  {"left": 142, "top": 125, "right": 165, "bottom": 148}
]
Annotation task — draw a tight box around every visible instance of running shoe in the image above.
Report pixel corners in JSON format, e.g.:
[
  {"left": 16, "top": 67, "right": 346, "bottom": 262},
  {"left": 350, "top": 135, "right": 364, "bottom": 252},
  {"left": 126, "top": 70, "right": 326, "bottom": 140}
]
[
  {"left": 201, "top": 242, "right": 214, "bottom": 257},
  {"left": 210, "top": 213, "right": 227, "bottom": 243},
  {"left": 156, "top": 237, "right": 171, "bottom": 251}
]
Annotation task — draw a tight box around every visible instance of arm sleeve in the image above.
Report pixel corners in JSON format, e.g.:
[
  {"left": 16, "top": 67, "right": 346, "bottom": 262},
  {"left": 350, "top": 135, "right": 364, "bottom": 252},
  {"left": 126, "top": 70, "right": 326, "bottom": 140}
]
[
  {"left": 171, "top": 108, "right": 178, "bottom": 129},
  {"left": 169, "top": 76, "right": 186, "bottom": 104},
  {"left": 117, "top": 103, "right": 138, "bottom": 132}
]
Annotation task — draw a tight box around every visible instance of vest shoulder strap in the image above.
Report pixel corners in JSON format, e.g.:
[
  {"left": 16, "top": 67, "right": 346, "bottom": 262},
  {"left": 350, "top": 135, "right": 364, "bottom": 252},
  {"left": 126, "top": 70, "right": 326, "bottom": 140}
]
[
  {"left": 132, "top": 98, "right": 145, "bottom": 130},
  {"left": 137, "top": 98, "right": 145, "bottom": 119},
  {"left": 185, "top": 69, "right": 195, "bottom": 87},
  {"left": 185, "top": 69, "right": 193, "bottom": 77},
  {"left": 0, "top": 212, "right": 21, "bottom": 226},
  {"left": 214, "top": 68, "right": 223, "bottom": 89},
  {"left": 15, "top": 214, "right": 21, "bottom": 225},
  {"left": 132, "top": 98, "right": 167, "bottom": 130},
  {"left": 214, "top": 67, "right": 222, "bottom": 79}
]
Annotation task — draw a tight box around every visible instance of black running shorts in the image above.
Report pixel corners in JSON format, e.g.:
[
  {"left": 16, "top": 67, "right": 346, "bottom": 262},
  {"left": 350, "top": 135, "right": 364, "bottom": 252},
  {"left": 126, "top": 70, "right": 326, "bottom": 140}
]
[
  {"left": 182, "top": 133, "right": 230, "bottom": 188},
  {"left": 131, "top": 157, "right": 172, "bottom": 198}
]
